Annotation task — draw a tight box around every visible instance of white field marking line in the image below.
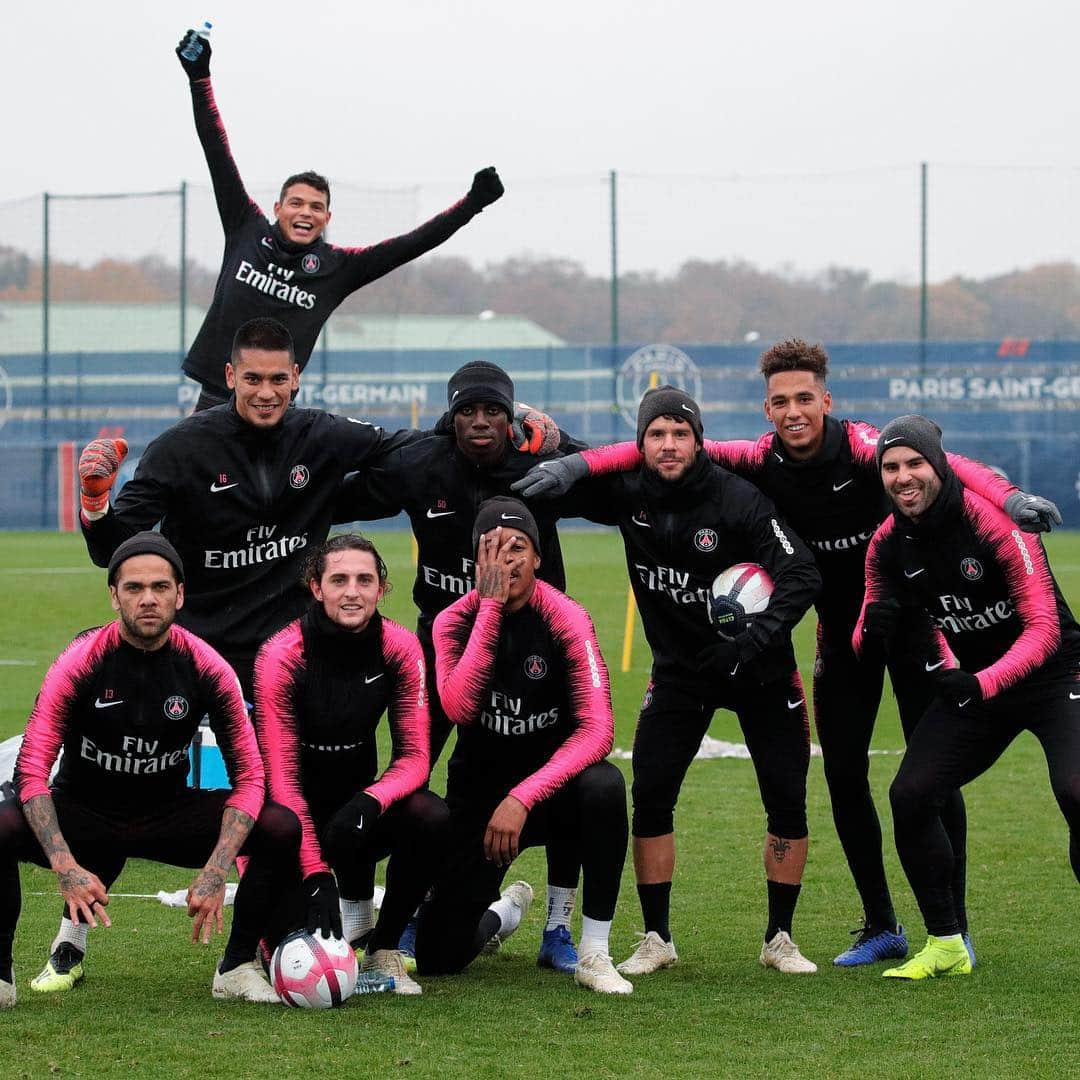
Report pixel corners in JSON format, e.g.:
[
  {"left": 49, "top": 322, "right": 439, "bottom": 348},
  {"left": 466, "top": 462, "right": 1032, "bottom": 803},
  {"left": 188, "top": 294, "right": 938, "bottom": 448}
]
[
  {"left": 0, "top": 660, "right": 35, "bottom": 666},
  {"left": 0, "top": 567, "right": 100, "bottom": 574}
]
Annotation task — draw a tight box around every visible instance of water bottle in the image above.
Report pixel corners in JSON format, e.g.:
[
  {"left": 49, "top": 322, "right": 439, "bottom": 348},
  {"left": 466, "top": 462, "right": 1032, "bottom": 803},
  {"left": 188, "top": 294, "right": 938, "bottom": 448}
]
[
  {"left": 352, "top": 970, "right": 395, "bottom": 995},
  {"left": 180, "top": 21, "right": 212, "bottom": 62}
]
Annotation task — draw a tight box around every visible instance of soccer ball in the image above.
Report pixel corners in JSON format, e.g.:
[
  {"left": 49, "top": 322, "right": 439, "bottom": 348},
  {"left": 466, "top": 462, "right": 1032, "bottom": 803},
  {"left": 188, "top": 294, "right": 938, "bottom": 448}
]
[
  {"left": 270, "top": 929, "right": 358, "bottom": 1009},
  {"left": 708, "top": 562, "right": 774, "bottom": 639}
]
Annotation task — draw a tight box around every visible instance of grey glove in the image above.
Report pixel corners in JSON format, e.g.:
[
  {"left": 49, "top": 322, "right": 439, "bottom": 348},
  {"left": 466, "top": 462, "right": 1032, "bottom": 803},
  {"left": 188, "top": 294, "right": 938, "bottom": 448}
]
[
  {"left": 510, "top": 453, "right": 589, "bottom": 499},
  {"left": 1004, "top": 491, "right": 1062, "bottom": 534}
]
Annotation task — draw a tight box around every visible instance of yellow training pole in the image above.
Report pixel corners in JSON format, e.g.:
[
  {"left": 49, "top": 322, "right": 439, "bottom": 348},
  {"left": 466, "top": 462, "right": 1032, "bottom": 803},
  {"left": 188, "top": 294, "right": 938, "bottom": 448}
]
[
  {"left": 411, "top": 398, "right": 420, "bottom": 566},
  {"left": 620, "top": 370, "right": 659, "bottom": 672}
]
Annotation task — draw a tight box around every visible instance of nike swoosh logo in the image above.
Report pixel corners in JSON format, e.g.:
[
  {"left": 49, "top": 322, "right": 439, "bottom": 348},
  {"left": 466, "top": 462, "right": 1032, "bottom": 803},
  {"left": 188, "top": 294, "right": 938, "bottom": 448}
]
[
  {"left": 500, "top": 514, "right": 522, "bottom": 521},
  {"left": 210, "top": 482, "right": 238, "bottom": 493},
  {"left": 1069, "top": 692, "right": 1080, "bottom": 700},
  {"left": 94, "top": 698, "right": 123, "bottom": 709},
  {"left": 729, "top": 663, "right": 740, "bottom": 676},
  {"left": 310, "top": 887, "right": 320, "bottom": 897},
  {"left": 426, "top": 509, "right": 455, "bottom": 519},
  {"left": 787, "top": 699, "right": 804, "bottom": 710},
  {"left": 680, "top": 404, "right": 695, "bottom": 415},
  {"left": 832, "top": 479, "right": 853, "bottom": 492},
  {"left": 261, "top": 237, "right": 273, "bottom": 249},
  {"left": 355, "top": 818, "right": 364, "bottom": 830},
  {"left": 882, "top": 436, "right": 902, "bottom": 445},
  {"left": 364, "top": 673, "right": 384, "bottom": 684},
  {"left": 631, "top": 518, "right": 651, "bottom": 528},
  {"left": 925, "top": 661, "right": 945, "bottom": 672},
  {"left": 904, "top": 568, "right": 925, "bottom": 578},
  {"left": 773, "top": 452, "right": 784, "bottom": 462},
  {"left": 451, "top": 390, "right": 461, "bottom": 400},
  {"left": 957, "top": 698, "right": 971, "bottom": 708}
]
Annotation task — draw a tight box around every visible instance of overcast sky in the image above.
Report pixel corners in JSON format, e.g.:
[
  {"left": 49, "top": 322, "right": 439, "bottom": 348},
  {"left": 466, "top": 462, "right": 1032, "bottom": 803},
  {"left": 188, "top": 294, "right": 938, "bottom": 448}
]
[{"left": 6, "top": 0, "right": 1078, "bottom": 282}]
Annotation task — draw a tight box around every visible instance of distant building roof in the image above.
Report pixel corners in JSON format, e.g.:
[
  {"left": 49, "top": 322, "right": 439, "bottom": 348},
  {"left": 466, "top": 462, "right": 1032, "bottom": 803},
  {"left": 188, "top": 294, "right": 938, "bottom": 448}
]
[{"left": 0, "top": 302, "right": 564, "bottom": 354}]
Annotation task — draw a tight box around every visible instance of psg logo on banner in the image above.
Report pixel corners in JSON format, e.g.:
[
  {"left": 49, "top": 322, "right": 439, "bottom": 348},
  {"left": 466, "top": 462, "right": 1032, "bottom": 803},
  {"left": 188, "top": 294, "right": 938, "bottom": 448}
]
[
  {"left": 290, "top": 464, "right": 310, "bottom": 489},
  {"left": 301, "top": 253, "right": 320, "bottom": 274},
  {"left": 615, "top": 344, "right": 703, "bottom": 431},
  {"left": 164, "top": 695, "right": 189, "bottom": 720},
  {"left": 694, "top": 528, "right": 717, "bottom": 552},
  {"left": 524, "top": 655, "right": 548, "bottom": 680},
  {"left": 960, "top": 557, "right": 983, "bottom": 581}
]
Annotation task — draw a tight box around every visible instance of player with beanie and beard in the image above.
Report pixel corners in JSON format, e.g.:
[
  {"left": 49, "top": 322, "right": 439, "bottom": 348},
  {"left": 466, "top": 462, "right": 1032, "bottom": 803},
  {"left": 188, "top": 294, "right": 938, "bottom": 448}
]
[{"left": 855, "top": 415, "right": 1080, "bottom": 980}]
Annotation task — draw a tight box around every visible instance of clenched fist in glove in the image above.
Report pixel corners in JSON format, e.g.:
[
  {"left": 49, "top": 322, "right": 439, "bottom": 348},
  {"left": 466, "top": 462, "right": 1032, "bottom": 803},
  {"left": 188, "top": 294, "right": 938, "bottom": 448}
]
[
  {"left": 466, "top": 167, "right": 504, "bottom": 210},
  {"left": 79, "top": 438, "right": 128, "bottom": 520},
  {"left": 303, "top": 871, "right": 343, "bottom": 939},
  {"left": 175, "top": 28, "right": 212, "bottom": 81},
  {"left": 934, "top": 669, "right": 982, "bottom": 709},
  {"left": 512, "top": 403, "right": 560, "bottom": 455}
]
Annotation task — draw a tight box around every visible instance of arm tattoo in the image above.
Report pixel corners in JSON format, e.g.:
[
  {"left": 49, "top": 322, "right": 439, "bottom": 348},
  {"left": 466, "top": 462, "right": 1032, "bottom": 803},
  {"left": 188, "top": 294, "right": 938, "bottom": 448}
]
[
  {"left": 769, "top": 837, "right": 792, "bottom": 862},
  {"left": 208, "top": 807, "right": 255, "bottom": 874},
  {"left": 23, "top": 795, "right": 73, "bottom": 867}
]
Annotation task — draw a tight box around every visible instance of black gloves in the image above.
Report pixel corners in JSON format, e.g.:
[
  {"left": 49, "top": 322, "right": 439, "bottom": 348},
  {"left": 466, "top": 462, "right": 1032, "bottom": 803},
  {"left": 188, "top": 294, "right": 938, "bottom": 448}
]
[
  {"left": 1004, "top": 491, "right": 1062, "bottom": 534},
  {"left": 324, "top": 791, "right": 381, "bottom": 866},
  {"left": 176, "top": 29, "right": 212, "bottom": 81},
  {"left": 467, "top": 167, "right": 504, "bottom": 210},
  {"left": 862, "top": 599, "right": 904, "bottom": 648},
  {"left": 510, "top": 454, "right": 589, "bottom": 499},
  {"left": 696, "top": 634, "right": 755, "bottom": 679},
  {"left": 935, "top": 669, "right": 982, "bottom": 709},
  {"left": 303, "top": 871, "right": 342, "bottom": 939}
]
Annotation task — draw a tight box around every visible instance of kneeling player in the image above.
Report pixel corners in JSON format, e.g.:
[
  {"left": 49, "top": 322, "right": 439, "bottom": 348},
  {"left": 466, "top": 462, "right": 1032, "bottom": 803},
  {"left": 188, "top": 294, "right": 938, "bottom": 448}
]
[
  {"left": 856, "top": 416, "right": 1080, "bottom": 979},
  {"left": 415, "top": 499, "right": 631, "bottom": 994},
  {"left": 0, "top": 533, "right": 299, "bottom": 1007},
  {"left": 254, "top": 535, "right": 447, "bottom": 994}
]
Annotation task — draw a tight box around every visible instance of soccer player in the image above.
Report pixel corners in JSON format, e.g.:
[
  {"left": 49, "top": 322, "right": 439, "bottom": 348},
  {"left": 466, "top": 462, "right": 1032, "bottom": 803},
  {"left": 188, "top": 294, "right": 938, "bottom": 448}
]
[
  {"left": 78, "top": 317, "right": 425, "bottom": 701},
  {"left": 855, "top": 415, "right": 1080, "bottom": 979},
  {"left": 515, "top": 338, "right": 1060, "bottom": 966},
  {"left": 175, "top": 28, "right": 504, "bottom": 409},
  {"left": 254, "top": 534, "right": 447, "bottom": 995},
  {"left": 516, "top": 387, "right": 822, "bottom": 974},
  {"left": 335, "top": 360, "right": 585, "bottom": 973},
  {"left": 0, "top": 533, "right": 299, "bottom": 1007},
  {"left": 415, "top": 499, "right": 631, "bottom": 994}
]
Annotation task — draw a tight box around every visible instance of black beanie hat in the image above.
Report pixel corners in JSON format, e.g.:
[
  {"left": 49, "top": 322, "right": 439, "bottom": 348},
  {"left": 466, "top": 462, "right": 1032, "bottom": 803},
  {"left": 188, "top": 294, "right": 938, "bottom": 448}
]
[
  {"left": 447, "top": 361, "right": 514, "bottom": 418},
  {"left": 472, "top": 496, "right": 541, "bottom": 557},
  {"left": 108, "top": 531, "right": 185, "bottom": 585},
  {"left": 636, "top": 385, "right": 704, "bottom": 448},
  {"left": 875, "top": 414, "right": 948, "bottom": 479}
]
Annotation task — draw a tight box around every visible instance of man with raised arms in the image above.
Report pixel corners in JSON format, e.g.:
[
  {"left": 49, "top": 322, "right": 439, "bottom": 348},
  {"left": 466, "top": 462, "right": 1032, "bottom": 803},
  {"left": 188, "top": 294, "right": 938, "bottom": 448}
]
[
  {"left": 175, "top": 28, "right": 503, "bottom": 409},
  {"left": 0, "top": 533, "right": 299, "bottom": 1006}
]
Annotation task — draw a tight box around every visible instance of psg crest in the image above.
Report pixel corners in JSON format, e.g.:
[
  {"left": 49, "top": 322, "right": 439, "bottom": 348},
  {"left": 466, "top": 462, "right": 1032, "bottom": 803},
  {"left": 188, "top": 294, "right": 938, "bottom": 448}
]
[
  {"left": 164, "top": 695, "right": 189, "bottom": 720},
  {"left": 524, "top": 655, "right": 548, "bottom": 680},
  {"left": 694, "top": 528, "right": 717, "bottom": 552},
  {"left": 290, "top": 464, "right": 310, "bottom": 489},
  {"left": 960, "top": 557, "right": 983, "bottom": 581},
  {"left": 301, "top": 253, "right": 320, "bottom": 274}
]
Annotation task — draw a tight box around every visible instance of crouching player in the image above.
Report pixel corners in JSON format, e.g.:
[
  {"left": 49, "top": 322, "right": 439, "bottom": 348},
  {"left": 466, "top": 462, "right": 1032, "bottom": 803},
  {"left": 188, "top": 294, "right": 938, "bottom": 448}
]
[
  {"left": 0, "top": 533, "right": 300, "bottom": 1007},
  {"left": 415, "top": 499, "right": 631, "bottom": 994},
  {"left": 856, "top": 416, "right": 1080, "bottom": 979},
  {"left": 254, "top": 535, "right": 447, "bottom": 994}
]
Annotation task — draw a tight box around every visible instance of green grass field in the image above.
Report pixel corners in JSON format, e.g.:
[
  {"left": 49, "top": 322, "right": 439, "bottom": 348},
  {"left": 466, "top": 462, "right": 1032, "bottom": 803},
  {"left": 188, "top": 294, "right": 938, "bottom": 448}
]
[{"left": 1, "top": 530, "right": 1078, "bottom": 1079}]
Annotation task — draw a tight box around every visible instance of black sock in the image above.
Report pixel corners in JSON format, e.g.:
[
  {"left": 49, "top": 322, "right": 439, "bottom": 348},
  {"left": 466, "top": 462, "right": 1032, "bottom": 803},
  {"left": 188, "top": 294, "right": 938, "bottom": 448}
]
[
  {"left": 765, "top": 881, "right": 801, "bottom": 941},
  {"left": 868, "top": 905, "right": 899, "bottom": 935},
  {"left": 218, "top": 946, "right": 252, "bottom": 975},
  {"left": 637, "top": 882, "right": 672, "bottom": 942},
  {"left": 0, "top": 957, "right": 10, "bottom": 984}
]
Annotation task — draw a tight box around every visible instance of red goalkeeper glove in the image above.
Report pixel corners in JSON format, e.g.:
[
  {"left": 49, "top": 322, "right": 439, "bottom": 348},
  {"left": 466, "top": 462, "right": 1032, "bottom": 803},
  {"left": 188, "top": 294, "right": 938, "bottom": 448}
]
[
  {"left": 512, "top": 403, "right": 560, "bottom": 455},
  {"left": 79, "top": 438, "right": 128, "bottom": 518}
]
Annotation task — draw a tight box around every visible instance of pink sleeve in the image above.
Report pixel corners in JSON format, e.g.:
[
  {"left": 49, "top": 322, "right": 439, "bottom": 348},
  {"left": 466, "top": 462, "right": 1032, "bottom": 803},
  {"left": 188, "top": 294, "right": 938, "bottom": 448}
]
[
  {"left": 947, "top": 453, "right": 1017, "bottom": 511},
  {"left": 253, "top": 622, "right": 327, "bottom": 878},
  {"left": 703, "top": 435, "right": 770, "bottom": 473},
  {"left": 434, "top": 594, "right": 503, "bottom": 725},
  {"left": 508, "top": 583, "right": 614, "bottom": 810},
  {"left": 846, "top": 420, "right": 882, "bottom": 467},
  {"left": 580, "top": 442, "right": 642, "bottom": 474},
  {"left": 965, "top": 493, "right": 1061, "bottom": 699},
  {"left": 181, "top": 629, "right": 266, "bottom": 823},
  {"left": 364, "top": 619, "right": 431, "bottom": 812},
  {"left": 852, "top": 518, "right": 897, "bottom": 657},
  {"left": 15, "top": 626, "right": 111, "bottom": 804}
]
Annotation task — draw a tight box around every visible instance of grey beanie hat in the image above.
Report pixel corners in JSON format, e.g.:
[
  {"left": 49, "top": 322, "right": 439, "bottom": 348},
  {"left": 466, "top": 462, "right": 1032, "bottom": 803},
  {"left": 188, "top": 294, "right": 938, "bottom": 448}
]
[
  {"left": 875, "top": 414, "right": 948, "bottom": 478},
  {"left": 636, "top": 385, "right": 704, "bottom": 448}
]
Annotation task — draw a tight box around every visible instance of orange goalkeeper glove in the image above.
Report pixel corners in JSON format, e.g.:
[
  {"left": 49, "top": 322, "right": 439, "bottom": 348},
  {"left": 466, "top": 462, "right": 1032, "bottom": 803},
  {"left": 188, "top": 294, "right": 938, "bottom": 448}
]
[
  {"left": 512, "top": 403, "right": 560, "bottom": 455},
  {"left": 79, "top": 438, "right": 128, "bottom": 518}
]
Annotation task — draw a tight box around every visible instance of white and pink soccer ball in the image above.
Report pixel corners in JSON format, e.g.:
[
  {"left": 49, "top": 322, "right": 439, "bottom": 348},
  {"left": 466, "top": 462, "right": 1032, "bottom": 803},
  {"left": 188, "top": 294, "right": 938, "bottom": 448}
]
[
  {"left": 707, "top": 562, "right": 774, "bottom": 639},
  {"left": 270, "top": 929, "right": 358, "bottom": 1008}
]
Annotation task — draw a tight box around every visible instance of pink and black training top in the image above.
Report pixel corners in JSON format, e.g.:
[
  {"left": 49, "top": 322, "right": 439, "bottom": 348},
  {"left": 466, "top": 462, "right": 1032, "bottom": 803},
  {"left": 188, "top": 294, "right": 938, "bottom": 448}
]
[
  {"left": 253, "top": 608, "right": 430, "bottom": 879},
  {"left": 15, "top": 622, "right": 264, "bottom": 819},
  {"left": 183, "top": 77, "right": 485, "bottom": 395},
  {"left": 854, "top": 474, "right": 1080, "bottom": 700},
  {"left": 433, "top": 580, "right": 613, "bottom": 810}
]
